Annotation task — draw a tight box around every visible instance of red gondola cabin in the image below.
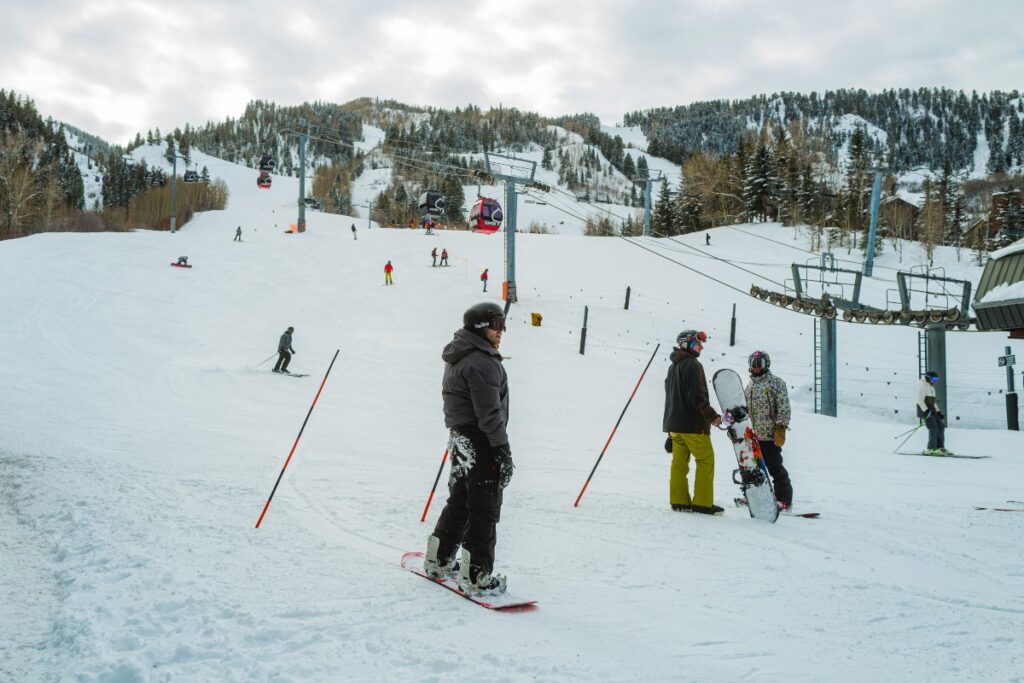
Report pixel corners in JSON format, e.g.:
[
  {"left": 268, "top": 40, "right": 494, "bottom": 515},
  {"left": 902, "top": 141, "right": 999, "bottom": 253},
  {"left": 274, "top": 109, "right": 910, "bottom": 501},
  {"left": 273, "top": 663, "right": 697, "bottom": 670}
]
[{"left": 469, "top": 198, "right": 503, "bottom": 234}]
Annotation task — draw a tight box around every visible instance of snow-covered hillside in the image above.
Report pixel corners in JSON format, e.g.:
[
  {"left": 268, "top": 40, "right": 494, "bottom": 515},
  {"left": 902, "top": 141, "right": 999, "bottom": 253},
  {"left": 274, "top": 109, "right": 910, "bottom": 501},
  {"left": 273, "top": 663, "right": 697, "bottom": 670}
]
[{"left": 2, "top": 159, "right": 1022, "bottom": 681}]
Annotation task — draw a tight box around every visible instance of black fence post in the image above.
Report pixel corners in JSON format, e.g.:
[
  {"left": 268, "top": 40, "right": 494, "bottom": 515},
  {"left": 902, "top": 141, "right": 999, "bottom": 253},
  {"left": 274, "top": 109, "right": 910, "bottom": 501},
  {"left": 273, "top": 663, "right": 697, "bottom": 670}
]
[
  {"left": 579, "top": 305, "right": 589, "bottom": 355},
  {"left": 730, "top": 303, "right": 737, "bottom": 347}
]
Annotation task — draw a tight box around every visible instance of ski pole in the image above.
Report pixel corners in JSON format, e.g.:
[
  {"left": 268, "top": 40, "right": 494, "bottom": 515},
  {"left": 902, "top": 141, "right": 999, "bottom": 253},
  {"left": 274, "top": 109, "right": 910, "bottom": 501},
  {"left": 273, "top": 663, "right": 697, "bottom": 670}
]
[
  {"left": 574, "top": 343, "right": 661, "bottom": 507},
  {"left": 256, "top": 349, "right": 340, "bottom": 528},
  {"left": 419, "top": 448, "right": 449, "bottom": 522},
  {"left": 256, "top": 352, "right": 278, "bottom": 368},
  {"left": 892, "top": 422, "right": 923, "bottom": 454}
]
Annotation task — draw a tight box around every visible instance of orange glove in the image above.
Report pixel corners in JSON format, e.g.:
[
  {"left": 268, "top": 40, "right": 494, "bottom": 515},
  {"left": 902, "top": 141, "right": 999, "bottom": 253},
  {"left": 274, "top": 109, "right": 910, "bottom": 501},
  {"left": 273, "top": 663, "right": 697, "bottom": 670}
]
[{"left": 773, "top": 425, "right": 787, "bottom": 447}]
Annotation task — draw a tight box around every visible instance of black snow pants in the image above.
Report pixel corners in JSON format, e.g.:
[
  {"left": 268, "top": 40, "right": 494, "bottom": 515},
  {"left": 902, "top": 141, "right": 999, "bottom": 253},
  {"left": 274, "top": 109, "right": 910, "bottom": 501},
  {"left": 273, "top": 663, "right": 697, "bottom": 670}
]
[
  {"left": 757, "top": 439, "right": 792, "bottom": 506},
  {"left": 274, "top": 350, "right": 291, "bottom": 372},
  {"left": 432, "top": 426, "right": 506, "bottom": 575}
]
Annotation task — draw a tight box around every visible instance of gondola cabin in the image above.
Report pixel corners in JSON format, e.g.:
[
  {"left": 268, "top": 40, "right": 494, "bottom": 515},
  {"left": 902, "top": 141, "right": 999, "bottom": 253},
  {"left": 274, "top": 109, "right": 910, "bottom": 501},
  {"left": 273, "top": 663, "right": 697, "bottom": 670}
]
[
  {"left": 258, "top": 154, "right": 276, "bottom": 172},
  {"left": 418, "top": 191, "right": 446, "bottom": 216},
  {"left": 183, "top": 170, "right": 199, "bottom": 183},
  {"left": 469, "top": 198, "right": 503, "bottom": 234},
  {"left": 257, "top": 171, "right": 272, "bottom": 190}
]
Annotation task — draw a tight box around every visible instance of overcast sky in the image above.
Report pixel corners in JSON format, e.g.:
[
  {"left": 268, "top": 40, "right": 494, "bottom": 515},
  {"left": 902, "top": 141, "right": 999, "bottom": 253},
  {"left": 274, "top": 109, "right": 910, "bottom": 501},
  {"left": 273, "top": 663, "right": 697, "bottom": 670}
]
[{"left": 2, "top": 0, "right": 1022, "bottom": 145}]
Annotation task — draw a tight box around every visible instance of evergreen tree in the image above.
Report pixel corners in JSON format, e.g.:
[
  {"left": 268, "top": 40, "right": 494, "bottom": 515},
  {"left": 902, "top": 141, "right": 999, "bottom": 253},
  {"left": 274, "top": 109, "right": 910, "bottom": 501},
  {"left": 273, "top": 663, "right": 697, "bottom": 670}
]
[
  {"left": 636, "top": 155, "right": 649, "bottom": 180},
  {"left": 622, "top": 153, "right": 636, "bottom": 180},
  {"left": 651, "top": 180, "right": 675, "bottom": 236}
]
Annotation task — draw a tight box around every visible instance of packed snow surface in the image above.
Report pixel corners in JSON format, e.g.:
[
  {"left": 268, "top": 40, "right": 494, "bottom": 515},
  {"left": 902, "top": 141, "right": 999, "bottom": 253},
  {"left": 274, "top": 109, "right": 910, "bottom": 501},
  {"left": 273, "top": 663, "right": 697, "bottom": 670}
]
[{"left": 2, "top": 164, "right": 1023, "bottom": 682}]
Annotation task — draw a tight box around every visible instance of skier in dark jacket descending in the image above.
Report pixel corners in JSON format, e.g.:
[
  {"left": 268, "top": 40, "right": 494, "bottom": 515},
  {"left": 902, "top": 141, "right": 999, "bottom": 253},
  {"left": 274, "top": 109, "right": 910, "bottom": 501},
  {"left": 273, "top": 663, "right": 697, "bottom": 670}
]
[
  {"left": 424, "top": 302, "right": 512, "bottom": 594},
  {"left": 663, "top": 330, "right": 723, "bottom": 515},
  {"left": 273, "top": 327, "right": 295, "bottom": 373}
]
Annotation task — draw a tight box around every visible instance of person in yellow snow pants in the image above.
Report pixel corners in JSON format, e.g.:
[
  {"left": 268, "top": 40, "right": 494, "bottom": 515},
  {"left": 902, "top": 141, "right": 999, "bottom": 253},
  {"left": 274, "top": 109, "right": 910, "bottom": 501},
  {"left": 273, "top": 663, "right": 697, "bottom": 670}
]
[{"left": 669, "top": 432, "right": 715, "bottom": 508}]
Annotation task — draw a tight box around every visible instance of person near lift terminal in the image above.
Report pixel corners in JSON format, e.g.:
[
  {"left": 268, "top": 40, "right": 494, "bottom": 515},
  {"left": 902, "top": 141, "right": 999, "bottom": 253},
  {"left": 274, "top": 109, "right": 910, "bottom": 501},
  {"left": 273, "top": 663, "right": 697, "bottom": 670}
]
[
  {"left": 663, "top": 329, "right": 723, "bottom": 515},
  {"left": 916, "top": 370, "right": 948, "bottom": 454},
  {"left": 744, "top": 350, "right": 793, "bottom": 509},
  {"left": 424, "top": 302, "right": 513, "bottom": 595}
]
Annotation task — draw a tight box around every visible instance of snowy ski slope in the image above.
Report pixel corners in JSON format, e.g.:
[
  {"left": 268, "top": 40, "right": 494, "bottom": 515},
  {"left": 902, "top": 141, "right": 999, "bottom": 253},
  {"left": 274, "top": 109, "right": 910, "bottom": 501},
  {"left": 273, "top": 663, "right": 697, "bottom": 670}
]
[{"left": 1, "top": 160, "right": 1023, "bottom": 682}]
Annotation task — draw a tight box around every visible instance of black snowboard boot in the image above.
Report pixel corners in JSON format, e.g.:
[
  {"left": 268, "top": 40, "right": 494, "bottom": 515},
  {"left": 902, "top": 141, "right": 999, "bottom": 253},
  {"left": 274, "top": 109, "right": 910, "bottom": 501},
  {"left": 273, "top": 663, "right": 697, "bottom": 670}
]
[{"left": 691, "top": 504, "right": 725, "bottom": 516}]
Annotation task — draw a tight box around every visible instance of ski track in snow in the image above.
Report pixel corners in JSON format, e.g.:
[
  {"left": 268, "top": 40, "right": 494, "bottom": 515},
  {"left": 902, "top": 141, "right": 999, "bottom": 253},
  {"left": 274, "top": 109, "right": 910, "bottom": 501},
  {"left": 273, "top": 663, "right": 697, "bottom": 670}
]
[{"left": 1, "top": 164, "right": 1023, "bottom": 680}]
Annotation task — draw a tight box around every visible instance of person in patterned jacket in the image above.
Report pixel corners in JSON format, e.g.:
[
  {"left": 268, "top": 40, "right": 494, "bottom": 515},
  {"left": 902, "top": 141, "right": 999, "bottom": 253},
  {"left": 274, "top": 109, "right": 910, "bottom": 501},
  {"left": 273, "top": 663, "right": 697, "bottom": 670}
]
[{"left": 743, "top": 350, "right": 793, "bottom": 509}]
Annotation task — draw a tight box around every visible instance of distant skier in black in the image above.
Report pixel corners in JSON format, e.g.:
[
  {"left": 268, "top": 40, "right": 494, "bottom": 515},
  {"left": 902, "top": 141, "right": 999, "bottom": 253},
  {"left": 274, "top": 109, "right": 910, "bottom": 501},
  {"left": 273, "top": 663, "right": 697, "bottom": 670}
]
[
  {"left": 916, "top": 370, "right": 948, "bottom": 454},
  {"left": 744, "top": 350, "right": 793, "bottom": 510},
  {"left": 235, "top": 226, "right": 242, "bottom": 241},
  {"left": 273, "top": 327, "right": 296, "bottom": 374},
  {"left": 176, "top": 256, "right": 189, "bottom": 266},
  {"left": 705, "top": 233, "right": 710, "bottom": 246},
  {"left": 351, "top": 223, "right": 357, "bottom": 240},
  {"left": 424, "top": 302, "right": 512, "bottom": 595}
]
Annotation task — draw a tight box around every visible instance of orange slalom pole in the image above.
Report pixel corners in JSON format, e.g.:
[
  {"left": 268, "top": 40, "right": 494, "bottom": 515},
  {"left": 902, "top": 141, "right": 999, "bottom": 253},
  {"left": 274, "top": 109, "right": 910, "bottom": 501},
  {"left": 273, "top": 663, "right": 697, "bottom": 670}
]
[
  {"left": 419, "top": 448, "right": 449, "bottom": 522},
  {"left": 256, "top": 349, "right": 340, "bottom": 528},
  {"left": 574, "top": 343, "right": 661, "bottom": 507}
]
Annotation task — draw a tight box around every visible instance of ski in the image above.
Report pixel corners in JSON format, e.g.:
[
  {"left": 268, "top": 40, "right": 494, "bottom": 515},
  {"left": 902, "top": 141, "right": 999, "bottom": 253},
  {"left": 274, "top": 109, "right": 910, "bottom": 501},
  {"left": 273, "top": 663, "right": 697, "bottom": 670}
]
[
  {"left": 972, "top": 507, "right": 1024, "bottom": 512},
  {"left": 401, "top": 552, "right": 536, "bottom": 611},
  {"left": 734, "top": 497, "right": 819, "bottom": 518},
  {"left": 897, "top": 452, "right": 991, "bottom": 460},
  {"left": 713, "top": 368, "right": 778, "bottom": 523}
]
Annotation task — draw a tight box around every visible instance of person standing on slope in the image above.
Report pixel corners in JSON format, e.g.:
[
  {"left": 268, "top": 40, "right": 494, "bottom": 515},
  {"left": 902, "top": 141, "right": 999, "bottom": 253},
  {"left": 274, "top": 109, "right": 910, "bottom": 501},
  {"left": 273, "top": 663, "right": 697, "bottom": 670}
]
[
  {"left": 432, "top": 247, "right": 438, "bottom": 267},
  {"left": 384, "top": 260, "right": 394, "bottom": 285},
  {"left": 744, "top": 350, "right": 793, "bottom": 510},
  {"left": 351, "top": 223, "right": 357, "bottom": 240},
  {"left": 273, "top": 326, "right": 296, "bottom": 374},
  {"left": 663, "top": 329, "right": 723, "bottom": 515},
  {"left": 440, "top": 249, "right": 449, "bottom": 267},
  {"left": 916, "top": 371, "right": 949, "bottom": 454},
  {"left": 480, "top": 268, "right": 489, "bottom": 292},
  {"left": 424, "top": 302, "right": 513, "bottom": 595},
  {"left": 235, "top": 226, "right": 243, "bottom": 242}
]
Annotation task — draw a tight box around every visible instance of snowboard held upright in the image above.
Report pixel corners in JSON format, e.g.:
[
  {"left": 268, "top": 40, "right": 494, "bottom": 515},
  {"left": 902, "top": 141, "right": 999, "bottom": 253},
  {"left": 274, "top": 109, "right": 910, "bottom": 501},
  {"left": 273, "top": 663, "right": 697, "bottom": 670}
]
[{"left": 712, "top": 368, "right": 779, "bottom": 523}]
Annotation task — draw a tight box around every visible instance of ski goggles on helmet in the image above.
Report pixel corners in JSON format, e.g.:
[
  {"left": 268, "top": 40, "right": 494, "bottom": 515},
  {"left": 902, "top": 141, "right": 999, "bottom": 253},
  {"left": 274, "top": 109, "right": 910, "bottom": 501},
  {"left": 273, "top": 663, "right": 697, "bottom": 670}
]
[{"left": 472, "top": 316, "right": 506, "bottom": 332}]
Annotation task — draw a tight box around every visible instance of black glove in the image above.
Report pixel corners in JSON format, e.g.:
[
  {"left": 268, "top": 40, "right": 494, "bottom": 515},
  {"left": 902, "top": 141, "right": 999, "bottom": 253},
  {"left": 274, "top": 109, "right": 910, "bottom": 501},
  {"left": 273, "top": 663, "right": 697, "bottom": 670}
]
[
  {"left": 494, "top": 443, "right": 514, "bottom": 489},
  {"left": 664, "top": 436, "right": 673, "bottom": 453}
]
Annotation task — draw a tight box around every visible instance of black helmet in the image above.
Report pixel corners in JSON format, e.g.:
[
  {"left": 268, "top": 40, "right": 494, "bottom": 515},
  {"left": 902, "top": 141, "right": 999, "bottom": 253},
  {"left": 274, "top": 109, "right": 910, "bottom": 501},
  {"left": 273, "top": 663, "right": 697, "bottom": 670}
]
[
  {"left": 464, "top": 302, "right": 506, "bottom": 334},
  {"left": 748, "top": 350, "right": 770, "bottom": 376},
  {"left": 676, "top": 329, "right": 708, "bottom": 356}
]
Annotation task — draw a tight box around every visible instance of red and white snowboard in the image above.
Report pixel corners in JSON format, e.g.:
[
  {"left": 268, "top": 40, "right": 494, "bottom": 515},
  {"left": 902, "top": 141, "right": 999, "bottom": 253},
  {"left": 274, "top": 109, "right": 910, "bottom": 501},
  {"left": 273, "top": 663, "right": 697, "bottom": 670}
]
[
  {"left": 401, "top": 551, "right": 536, "bottom": 611},
  {"left": 170, "top": 262, "right": 193, "bottom": 268}
]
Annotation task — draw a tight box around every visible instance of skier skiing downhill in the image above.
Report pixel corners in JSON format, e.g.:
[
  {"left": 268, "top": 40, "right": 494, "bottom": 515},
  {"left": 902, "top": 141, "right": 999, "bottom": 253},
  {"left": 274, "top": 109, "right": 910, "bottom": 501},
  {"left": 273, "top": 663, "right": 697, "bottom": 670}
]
[
  {"left": 663, "top": 330, "right": 723, "bottom": 515},
  {"left": 916, "top": 371, "right": 949, "bottom": 454},
  {"left": 384, "top": 260, "right": 394, "bottom": 285},
  {"left": 743, "top": 351, "right": 793, "bottom": 509},
  {"left": 424, "top": 302, "right": 513, "bottom": 595},
  {"left": 273, "top": 327, "right": 295, "bottom": 373}
]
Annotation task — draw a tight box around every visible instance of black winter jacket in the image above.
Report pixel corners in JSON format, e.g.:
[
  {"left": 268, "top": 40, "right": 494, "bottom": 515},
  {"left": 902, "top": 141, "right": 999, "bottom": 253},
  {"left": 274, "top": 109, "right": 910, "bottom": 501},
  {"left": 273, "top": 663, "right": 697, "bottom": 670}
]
[
  {"left": 441, "top": 329, "right": 509, "bottom": 446},
  {"left": 663, "top": 347, "right": 720, "bottom": 434},
  {"left": 278, "top": 331, "right": 294, "bottom": 353}
]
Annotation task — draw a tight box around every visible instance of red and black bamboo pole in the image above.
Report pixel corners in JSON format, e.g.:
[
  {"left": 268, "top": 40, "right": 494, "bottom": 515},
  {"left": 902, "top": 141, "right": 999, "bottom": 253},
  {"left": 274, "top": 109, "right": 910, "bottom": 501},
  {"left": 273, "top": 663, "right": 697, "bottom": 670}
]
[
  {"left": 419, "top": 448, "right": 449, "bottom": 522},
  {"left": 574, "top": 343, "right": 661, "bottom": 507},
  {"left": 255, "top": 349, "right": 340, "bottom": 528}
]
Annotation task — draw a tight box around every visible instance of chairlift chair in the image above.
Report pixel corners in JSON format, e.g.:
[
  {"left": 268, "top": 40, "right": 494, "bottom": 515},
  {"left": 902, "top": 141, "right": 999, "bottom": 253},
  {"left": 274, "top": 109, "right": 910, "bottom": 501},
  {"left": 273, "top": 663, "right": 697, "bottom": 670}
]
[
  {"left": 258, "top": 154, "right": 276, "bottom": 172},
  {"left": 257, "top": 171, "right": 272, "bottom": 189},
  {"left": 183, "top": 170, "right": 200, "bottom": 183}
]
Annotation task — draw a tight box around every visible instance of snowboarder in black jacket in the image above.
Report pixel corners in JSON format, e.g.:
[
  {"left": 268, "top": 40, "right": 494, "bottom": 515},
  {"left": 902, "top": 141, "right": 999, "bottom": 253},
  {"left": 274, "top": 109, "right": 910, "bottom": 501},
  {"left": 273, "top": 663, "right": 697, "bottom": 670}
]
[
  {"left": 424, "top": 302, "right": 512, "bottom": 594},
  {"left": 273, "top": 327, "right": 295, "bottom": 373}
]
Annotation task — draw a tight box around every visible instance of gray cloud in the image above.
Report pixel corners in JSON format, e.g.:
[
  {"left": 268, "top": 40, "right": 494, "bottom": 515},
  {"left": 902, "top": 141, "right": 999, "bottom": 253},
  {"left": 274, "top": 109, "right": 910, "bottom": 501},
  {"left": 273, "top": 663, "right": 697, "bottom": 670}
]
[{"left": 1, "top": 0, "right": 1020, "bottom": 143}]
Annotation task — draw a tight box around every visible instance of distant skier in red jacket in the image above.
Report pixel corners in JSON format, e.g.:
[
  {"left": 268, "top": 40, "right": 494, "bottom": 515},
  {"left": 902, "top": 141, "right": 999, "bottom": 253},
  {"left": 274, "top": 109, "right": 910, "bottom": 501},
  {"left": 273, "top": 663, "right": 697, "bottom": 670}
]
[
  {"left": 481, "top": 268, "right": 489, "bottom": 292},
  {"left": 385, "top": 260, "right": 394, "bottom": 285}
]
